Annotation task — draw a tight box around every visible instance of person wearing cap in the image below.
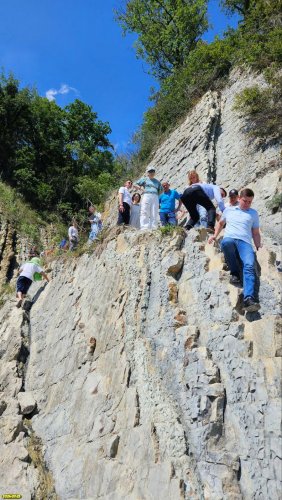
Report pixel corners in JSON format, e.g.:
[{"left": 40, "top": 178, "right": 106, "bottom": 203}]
[
  {"left": 16, "top": 257, "right": 49, "bottom": 308},
  {"left": 180, "top": 173, "right": 226, "bottom": 232},
  {"left": 208, "top": 188, "right": 262, "bottom": 312},
  {"left": 133, "top": 167, "right": 163, "bottom": 230},
  {"left": 117, "top": 180, "right": 133, "bottom": 226},
  {"left": 159, "top": 181, "right": 182, "bottom": 226},
  {"left": 227, "top": 189, "right": 239, "bottom": 207}
]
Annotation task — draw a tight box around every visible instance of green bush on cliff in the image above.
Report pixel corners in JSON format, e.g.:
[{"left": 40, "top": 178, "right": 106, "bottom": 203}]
[
  {"left": 233, "top": 74, "right": 282, "bottom": 142},
  {"left": 118, "top": 0, "right": 282, "bottom": 164}
]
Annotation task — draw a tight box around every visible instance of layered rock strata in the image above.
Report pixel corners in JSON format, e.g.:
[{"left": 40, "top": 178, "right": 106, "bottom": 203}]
[{"left": 1, "top": 225, "right": 280, "bottom": 499}]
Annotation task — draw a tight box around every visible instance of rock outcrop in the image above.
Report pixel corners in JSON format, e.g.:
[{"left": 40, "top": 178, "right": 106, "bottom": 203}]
[{"left": 0, "top": 70, "right": 281, "bottom": 499}]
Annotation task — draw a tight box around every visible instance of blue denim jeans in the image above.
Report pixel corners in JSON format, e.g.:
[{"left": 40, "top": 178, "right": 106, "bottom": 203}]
[
  {"left": 160, "top": 212, "right": 177, "bottom": 226},
  {"left": 221, "top": 237, "right": 256, "bottom": 299},
  {"left": 195, "top": 204, "right": 208, "bottom": 228}
]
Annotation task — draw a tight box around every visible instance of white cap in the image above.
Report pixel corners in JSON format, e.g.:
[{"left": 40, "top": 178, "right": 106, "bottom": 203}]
[{"left": 146, "top": 166, "right": 155, "bottom": 173}]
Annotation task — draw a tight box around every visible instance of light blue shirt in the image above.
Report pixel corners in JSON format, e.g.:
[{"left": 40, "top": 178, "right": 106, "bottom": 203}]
[
  {"left": 194, "top": 183, "right": 225, "bottom": 212},
  {"left": 159, "top": 189, "right": 180, "bottom": 213},
  {"left": 135, "top": 177, "right": 163, "bottom": 195},
  {"left": 222, "top": 206, "right": 260, "bottom": 245}
]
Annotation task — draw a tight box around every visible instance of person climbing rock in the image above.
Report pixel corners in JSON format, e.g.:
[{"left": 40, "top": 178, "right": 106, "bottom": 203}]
[
  {"left": 227, "top": 189, "right": 239, "bottom": 207},
  {"left": 159, "top": 181, "right": 182, "bottom": 226},
  {"left": 68, "top": 220, "right": 79, "bottom": 251},
  {"left": 133, "top": 167, "right": 163, "bottom": 230},
  {"left": 117, "top": 180, "right": 133, "bottom": 225},
  {"left": 208, "top": 188, "right": 262, "bottom": 312},
  {"left": 181, "top": 173, "right": 226, "bottom": 232},
  {"left": 16, "top": 257, "right": 49, "bottom": 308},
  {"left": 88, "top": 205, "right": 102, "bottom": 243}
]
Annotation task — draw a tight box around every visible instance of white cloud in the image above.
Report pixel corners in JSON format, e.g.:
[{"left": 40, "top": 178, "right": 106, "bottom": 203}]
[{"left": 45, "top": 83, "right": 78, "bottom": 102}]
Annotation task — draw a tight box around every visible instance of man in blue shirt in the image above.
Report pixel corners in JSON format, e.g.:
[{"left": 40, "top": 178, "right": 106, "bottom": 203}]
[
  {"left": 159, "top": 181, "right": 182, "bottom": 226},
  {"left": 208, "top": 188, "right": 262, "bottom": 312}
]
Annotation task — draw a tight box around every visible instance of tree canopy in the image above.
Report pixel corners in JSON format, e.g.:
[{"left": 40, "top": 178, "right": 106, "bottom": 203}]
[
  {"left": 116, "top": 0, "right": 209, "bottom": 78},
  {"left": 0, "top": 73, "right": 123, "bottom": 219}
]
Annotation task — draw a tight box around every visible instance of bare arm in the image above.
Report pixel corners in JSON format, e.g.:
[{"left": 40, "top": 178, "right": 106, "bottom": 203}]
[
  {"left": 208, "top": 218, "right": 225, "bottom": 244},
  {"left": 252, "top": 228, "right": 262, "bottom": 250},
  {"left": 118, "top": 191, "right": 124, "bottom": 212}
]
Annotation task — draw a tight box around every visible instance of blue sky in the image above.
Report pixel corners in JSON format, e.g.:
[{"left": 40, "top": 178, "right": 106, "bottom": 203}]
[{"left": 0, "top": 1, "right": 239, "bottom": 153}]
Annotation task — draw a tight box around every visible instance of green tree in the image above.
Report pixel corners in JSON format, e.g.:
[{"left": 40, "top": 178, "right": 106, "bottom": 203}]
[
  {"left": 116, "top": 0, "right": 209, "bottom": 78},
  {"left": 220, "top": 0, "right": 250, "bottom": 16}
]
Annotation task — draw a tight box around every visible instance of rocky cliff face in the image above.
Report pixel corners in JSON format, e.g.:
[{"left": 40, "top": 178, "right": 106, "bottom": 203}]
[{"left": 0, "top": 71, "right": 281, "bottom": 500}]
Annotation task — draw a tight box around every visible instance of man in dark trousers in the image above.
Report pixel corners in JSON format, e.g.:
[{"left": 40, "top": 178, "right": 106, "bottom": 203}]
[
  {"left": 181, "top": 181, "right": 226, "bottom": 232},
  {"left": 117, "top": 179, "right": 133, "bottom": 225}
]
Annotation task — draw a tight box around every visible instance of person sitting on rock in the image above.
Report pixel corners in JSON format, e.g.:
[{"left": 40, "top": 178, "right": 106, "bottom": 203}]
[
  {"left": 117, "top": 180, "right": 133, "bottom": 226},
  {"left": 208, "top": 188, "right": 262, "bottom": 312},
  {"left": 16, "top": 257, "right": 49, "bottom": 308},
  {"left": 180, "top": 171, "right": 226, "bottom": 232},
  {"left": 133, "top": 167, "right": 163, "bottom": 230},
  {"left": 159, "top": 181, "right": 182, "bottom": 226}
]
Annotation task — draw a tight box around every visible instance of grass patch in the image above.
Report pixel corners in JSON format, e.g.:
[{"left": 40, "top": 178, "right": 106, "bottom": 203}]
[
  {"left": 266, "top": 193, "right": 282, "bottom": 214},
  {"left": 0, "top": 182, "right": 45, "bottom": 243}
]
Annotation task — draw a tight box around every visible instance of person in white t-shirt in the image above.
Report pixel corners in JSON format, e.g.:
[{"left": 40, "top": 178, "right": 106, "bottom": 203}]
[
  {"left": 16, "top": 257, "right": 49, "bottom": 308},
  {"left": 117, "top": 180, "right": 133, "bottom": 225},
  {"left": 68, "top": 221, "right": 79, "bottom": 251}
]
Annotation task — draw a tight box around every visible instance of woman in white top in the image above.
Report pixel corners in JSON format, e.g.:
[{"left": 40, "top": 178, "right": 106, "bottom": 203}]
[{"left": 130, "top": 193, "right": 141, "bottom": 229}]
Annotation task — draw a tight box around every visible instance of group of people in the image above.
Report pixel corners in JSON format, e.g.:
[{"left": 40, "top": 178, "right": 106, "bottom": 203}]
[
  {"left": 67, "top": 205, "right": 103, "bottom": 251},
  {"left": 117, "top": 167, "right": 262, "bottom": 312},
  {"left": 15, "top": 167, "right": 262, "bottom": 314}
]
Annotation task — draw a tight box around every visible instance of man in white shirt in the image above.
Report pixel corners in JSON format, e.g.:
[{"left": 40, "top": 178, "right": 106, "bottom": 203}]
[
  {"left": 117, "top": 180, "right": 133, "bottom": 225},
  {"left": 16, "top": 257, "right": 49, "bottom": 307},
  {"left": 208, "top": 188, "right": 261, "bottom": 312}
]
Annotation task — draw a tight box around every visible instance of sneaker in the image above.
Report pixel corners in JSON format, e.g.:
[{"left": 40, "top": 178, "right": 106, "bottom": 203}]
[
  {"left": 16, "top": 299, "right": 22, "bottom": 308},
  {"left": 230, "top": 275, "right": 241, "bottom": 285},
  {"left": 184, "top": 224, "right": 193, "bottom": 231},
  {"left": 243, "top": 297, "right": 260, "bottom": 312}
]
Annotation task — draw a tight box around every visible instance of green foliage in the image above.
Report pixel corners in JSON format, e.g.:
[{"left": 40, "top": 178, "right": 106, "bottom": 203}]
[
  {"left": 266, "top": 193, "right": 282, "bottom": 213},
  {"left": 0, "top": 181, "right": 45, "bottom": 242},
  {"left": 220, "top": 0, "right": 251, "bottom": 16},
  {"left": 233, "top": 74, "right": 282, "bottom": 141},
  {"left": 0, "top": 73, "right": 125, "bottom": 220},
  {"left": 120, "top": 0, "right": 282, "bottom": 164},
  {"left": 159, "top": 224, "right": 184, "bottom": 237},
  {"left": 116, "top": 0, "right": 209, "bottom": 78}
]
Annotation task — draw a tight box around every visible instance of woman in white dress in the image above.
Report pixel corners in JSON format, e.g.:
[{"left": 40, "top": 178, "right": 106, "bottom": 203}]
[{"left": 129, "top": 193, "right": 141, "bottom": 229}]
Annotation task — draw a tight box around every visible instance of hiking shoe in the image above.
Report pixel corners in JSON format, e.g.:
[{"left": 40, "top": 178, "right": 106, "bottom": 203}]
[
  {"left": 206, "top": 227, "right": 214, "bottom": 234},
  {"left": 230, "top": 275, "right": 241, "bottom": 285},
  {"left": 16, "top": 299, "right": 22, "bottom": 308},
  {"left": 243, "top": 297, "right": 261, "bottom": 312}
]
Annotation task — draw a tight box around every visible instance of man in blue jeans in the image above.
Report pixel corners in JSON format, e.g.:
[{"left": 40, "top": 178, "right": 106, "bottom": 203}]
[
  {"left": 159, "top": 181, "right": 182, "bottom": 226},
  {"left": 208, "top": 188, "right": 262, "bottom": 312}
]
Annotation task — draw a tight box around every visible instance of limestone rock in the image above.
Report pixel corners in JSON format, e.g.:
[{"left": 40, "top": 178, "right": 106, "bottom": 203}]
[{"left": 17, "top": 392, "right": 37, "bottom": 415}]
